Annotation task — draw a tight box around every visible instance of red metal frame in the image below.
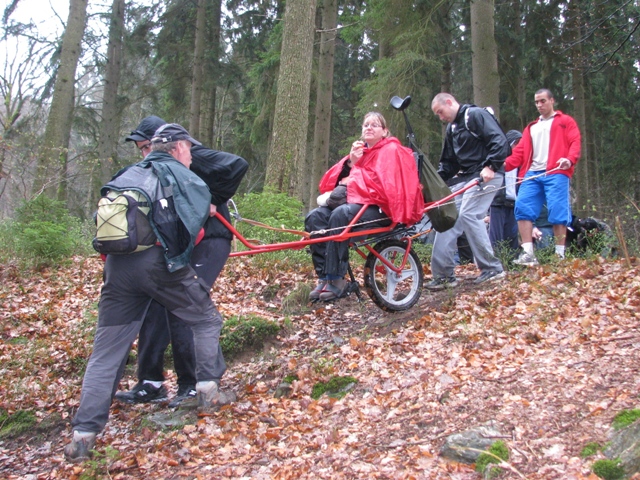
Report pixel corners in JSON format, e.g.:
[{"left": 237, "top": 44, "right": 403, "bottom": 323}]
[{"left": 221, "top": 179, "right": 480, "bottom": 273}]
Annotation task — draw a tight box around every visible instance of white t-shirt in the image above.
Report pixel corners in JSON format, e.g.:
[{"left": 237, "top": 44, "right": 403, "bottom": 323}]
[{"left": 529, "top": 113, "right": 556, "bottom": 171}]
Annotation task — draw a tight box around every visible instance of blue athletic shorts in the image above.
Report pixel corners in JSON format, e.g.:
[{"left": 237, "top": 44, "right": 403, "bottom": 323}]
[{"left": 514, "top": 171, "right": 572, "bottom": 226}]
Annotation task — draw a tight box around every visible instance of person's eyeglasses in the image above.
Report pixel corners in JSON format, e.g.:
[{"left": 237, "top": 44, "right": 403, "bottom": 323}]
[
  {"left": 138, "top": 142, "right": 152, "bottom": 153},
  {"left": 362, "top": 123, "right": 382, "bottom": 129}
]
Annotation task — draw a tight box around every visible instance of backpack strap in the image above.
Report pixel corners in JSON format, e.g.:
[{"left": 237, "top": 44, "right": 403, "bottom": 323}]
[{"left": 464, "top": 108, "right": 481, "bottom": 139}]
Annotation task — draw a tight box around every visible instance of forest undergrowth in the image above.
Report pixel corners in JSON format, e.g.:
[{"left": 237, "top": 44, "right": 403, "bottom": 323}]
[{"left": 0, "top": 252, "right": 639, "bottom": 479}]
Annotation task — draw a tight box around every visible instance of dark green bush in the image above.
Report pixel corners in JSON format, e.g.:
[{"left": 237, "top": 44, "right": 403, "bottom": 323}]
[{"left": 1, "top": 195, "right": 92, "bottom": 266}]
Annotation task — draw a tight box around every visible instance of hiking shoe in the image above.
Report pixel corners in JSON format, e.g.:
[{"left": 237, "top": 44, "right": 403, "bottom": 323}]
[
  {"left": 114, "top": 382, "right": 168, "bottom": 404},
  {"left": 474, "top": 270, "right": 506, "bottom": 285},
  {"left": 196, "top": 381, "right": 237, "bottom": 413},
  {"left": 168, "top": 384, "right": 196, "bottom": 408},
  {"left": 309, "top": 279, "right": 328, "bottom": 301},
  {"left": 513, "top": 252, "right": 539, "bottom": 266},
  {"left": 425, "top": 277, "right": 459, "bottom": 291},
  {"left": 318, "top": 278, "right": 349, "bottom": 301},
  {"left": 64, "top": 431, "right": 96, "bottom": 462}
]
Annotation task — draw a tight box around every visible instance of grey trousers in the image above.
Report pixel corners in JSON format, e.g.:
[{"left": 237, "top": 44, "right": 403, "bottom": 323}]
[
  {"left": 431, "top": 174, "right": 504, "bottom": 278},
  {"left": 137, "top": 237, "right": 230, "bottom": 386},
  {"left": 71, "top": 246, "right": 223, "bottom": 433}
]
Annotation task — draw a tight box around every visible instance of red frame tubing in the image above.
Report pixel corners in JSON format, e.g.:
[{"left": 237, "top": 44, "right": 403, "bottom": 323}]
[{"left": 221, "top": 178, "right": 479, "bottom": 258}]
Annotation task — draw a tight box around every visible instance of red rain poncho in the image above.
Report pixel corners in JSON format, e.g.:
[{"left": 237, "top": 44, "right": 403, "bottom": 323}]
[{"left": 318, "top": 137, "right": 424, "bottom": 225}]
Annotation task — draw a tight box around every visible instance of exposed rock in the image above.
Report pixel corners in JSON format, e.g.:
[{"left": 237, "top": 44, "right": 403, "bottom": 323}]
[
  {"left": 604, "top": 419, "right": 640, "bottom": 477},
  {"left": 274, "top": 382, "right": 292, "bottom": 398},
  {"left": 440, "top": 423, "right": 505, "bottom": 464}
]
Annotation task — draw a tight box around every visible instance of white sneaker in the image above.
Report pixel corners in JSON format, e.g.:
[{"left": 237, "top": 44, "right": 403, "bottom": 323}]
[{"left": 513, "top": 252, "right": 538, "bottom": 266}]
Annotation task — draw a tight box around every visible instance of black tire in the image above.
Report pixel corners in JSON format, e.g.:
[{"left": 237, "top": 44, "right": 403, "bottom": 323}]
[{"left": 363, "top": 239, "right": 423, "bottom": 312}]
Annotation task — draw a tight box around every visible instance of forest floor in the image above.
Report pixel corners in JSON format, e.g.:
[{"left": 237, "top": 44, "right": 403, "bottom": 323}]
[{"left": 1, "top": 253, "right": 640, "bottom": 479}]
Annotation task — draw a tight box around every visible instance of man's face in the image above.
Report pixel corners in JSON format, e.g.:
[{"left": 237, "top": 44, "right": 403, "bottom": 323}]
[
  {"left": 173, "top": 141, "right": 193, "bottom": 168},
  {"left": 135, "top": 140, "right": 152, "bottom": 158},
  {"left": 534, "top": 92, "right": 555, "bottom": 119},
  {"left": 432, "top": 100, "right": 457, "bottom": 123}
]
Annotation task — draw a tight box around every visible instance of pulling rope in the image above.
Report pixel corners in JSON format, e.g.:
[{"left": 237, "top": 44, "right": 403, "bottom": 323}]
[{"left": 227, "top": 199, "right": 311, "bottom": 239}]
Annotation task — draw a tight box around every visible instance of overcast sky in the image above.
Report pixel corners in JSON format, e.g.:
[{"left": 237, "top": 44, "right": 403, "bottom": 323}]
[{"left": 4, "top": 0, "right": 70, "bottom": 37}]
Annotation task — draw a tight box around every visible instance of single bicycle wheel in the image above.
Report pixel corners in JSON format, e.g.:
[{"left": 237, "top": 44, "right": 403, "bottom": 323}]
[{"left": 363, "top": 239, "right": 423, "bottom": 311}]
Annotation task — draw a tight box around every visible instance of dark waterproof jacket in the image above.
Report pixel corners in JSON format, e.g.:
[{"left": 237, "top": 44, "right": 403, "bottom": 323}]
[
  {"left": 437, "top": 104, "right": 510, "bottom": 182},
  {"left": 132, "top": 152, "right": 211, "bottom": 272},
  {"left": 190, "top": 146, "right": 249, "bottom": 241}
]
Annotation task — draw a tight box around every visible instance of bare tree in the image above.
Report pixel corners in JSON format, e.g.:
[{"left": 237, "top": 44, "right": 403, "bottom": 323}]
[{"left": 34, "top": 0, "right": 88, "bottom": 200}]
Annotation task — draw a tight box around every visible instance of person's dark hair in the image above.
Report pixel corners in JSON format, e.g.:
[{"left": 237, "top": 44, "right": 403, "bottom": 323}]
[
  {"left": 363, "top": 112, "right": 391, "bottom": 138},
  {"left": 535, "top": 88, "right": 554, "bottom": 100}
]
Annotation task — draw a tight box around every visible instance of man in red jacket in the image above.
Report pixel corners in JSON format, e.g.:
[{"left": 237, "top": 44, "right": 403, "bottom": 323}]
[{"left": 505, "top": 89, "right": 581, "bottom": 265}]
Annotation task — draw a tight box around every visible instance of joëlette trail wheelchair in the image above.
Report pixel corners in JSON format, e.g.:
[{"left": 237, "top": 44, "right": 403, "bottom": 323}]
[{"left": 215, "top": 95, "right": 478, "bottom": 312}]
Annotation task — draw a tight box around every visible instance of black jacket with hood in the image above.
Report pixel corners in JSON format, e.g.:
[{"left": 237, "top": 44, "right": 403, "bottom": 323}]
[
  {"left": 437, "top": 104, "right": 510, "bottom": 182},
  {"left": 190, "top": 146, "right": 249, "bottom": 241}
]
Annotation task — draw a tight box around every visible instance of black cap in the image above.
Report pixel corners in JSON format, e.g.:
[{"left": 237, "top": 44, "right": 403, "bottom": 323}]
[
  {"left": 125, "top": 116, "right": 167, "bottom": 142},
  {"left": 505, "top": 130, "right": 522, "bottom": 147},
  {"left": 151, "top": 123, "right": 202, "bottom": 146}
]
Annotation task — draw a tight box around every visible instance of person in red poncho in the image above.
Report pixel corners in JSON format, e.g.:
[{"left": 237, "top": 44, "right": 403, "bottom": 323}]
[{"left": 305, "top": 112, "right": 425, "bottom": 301}]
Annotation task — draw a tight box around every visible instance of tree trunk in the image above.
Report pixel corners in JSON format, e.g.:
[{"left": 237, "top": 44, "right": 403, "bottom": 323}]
[
  {"left": 265, "top": 0, "right": 317, "bottom": 197},
  {"left": 200, "top": 0, "right": 222, "bottom": 147},
  {"left": 34, "top": 0, "right": 88, "bottom": 200},
  {"left": 513, "top": 2, "right": 526, "bottom": 129},
  {"left": 190, "top": 0, "right": 206, "bottom": 136},
  {"left": 567, "top": 0, "right": 589, "bottom": 214},
  {"left": 95, "top": 0, "right": 125, "bottom": 195},
  {"left": 308, "top": 0, "right": 337, "bottom": 208},
  {"left": 470, "top": 0, "right": 500, "bottom": 117}
]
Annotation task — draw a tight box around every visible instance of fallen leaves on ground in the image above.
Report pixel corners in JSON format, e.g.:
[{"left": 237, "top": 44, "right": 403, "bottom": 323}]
[{"left": 0, "top": 254, "right": 639, "bottom": 479}]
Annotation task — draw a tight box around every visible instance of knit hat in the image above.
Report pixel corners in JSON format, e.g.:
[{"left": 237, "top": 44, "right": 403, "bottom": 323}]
[{"left": 505, "top": 130, "right": 522, "bottom": 147}]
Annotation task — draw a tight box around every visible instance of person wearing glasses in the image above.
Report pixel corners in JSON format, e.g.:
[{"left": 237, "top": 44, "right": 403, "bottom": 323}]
[
  {"left": 305, "top": 112, "right": 425, "bottom": 301},
  {"left": 119, "top": 116, "right": 248, "bottom": 408}
]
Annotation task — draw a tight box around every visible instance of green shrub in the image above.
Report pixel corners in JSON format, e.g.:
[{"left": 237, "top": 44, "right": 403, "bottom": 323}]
[
  {"left": 475, "top": 440, "right": 509, "bottom": 476},
  {"left": 230, "top": 188, "right": 310, "bottom": 267},
  {"left": 612, "top": 409, "right": 640, "bottom": 430},
  {"left": 592, "top": 458, "right": 625, "bottom": 480},
  {"left": 233, "top": 187, "right": 305, "bottom": 245},
  {"left": 0, "top": 195, "right": 93, "bottom": 267},
  {"left": 220, "top": 315, "right": 280, "bottom": 359}
]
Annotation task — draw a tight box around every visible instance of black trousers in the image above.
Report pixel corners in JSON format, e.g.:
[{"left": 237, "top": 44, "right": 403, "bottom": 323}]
[
  {"left": 305, "top": 204, "right": 390, "bottom": 278},
  {"left": 136, "top": 237, "right": 231, "bottom": 386}
]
